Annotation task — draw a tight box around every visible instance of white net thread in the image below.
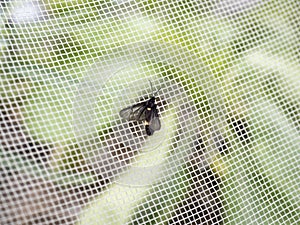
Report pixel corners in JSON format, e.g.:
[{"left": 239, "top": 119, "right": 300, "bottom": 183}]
[{"left": 1, "top": 0, "right": 299, "bottom": 224}]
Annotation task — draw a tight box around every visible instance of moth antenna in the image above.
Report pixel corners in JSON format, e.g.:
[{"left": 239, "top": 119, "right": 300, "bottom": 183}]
[
  {"left": 148, "top": 80, "right": 161, "bottom": 97},
  {"left": 154, "top": 86, "right": 162, "bottom": 96},
  {"left": 148, "top": 80, "right": 154, "bottom": 97}
]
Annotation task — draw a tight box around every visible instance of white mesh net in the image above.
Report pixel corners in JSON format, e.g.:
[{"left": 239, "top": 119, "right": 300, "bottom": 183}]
[{"left": 1, "top": 0, "right": 299, "bottom": 224}]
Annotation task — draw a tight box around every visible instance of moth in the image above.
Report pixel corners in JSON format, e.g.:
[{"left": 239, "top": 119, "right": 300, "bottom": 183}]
[{"left": 119, "top": 82, "right": 161, "bottom": 136}]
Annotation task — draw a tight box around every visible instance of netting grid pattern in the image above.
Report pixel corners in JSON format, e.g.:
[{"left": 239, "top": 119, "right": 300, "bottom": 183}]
[{"left": 0, "top": 0, "right": 299, "bottom": 224}]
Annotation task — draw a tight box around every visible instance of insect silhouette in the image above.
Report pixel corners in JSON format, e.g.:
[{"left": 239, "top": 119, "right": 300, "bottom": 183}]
[{"left": 119, "top": 81, "right": 161, "bottom": 136}]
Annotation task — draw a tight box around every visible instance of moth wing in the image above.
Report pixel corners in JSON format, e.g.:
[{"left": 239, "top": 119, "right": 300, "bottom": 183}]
[
  {"left": 119, "top": 102, "right": 147, "bottom": 121},
  {"left": 119, "top": 106, "right": 133, "bottom": 120},
  {"left": 148, "top": 109, "right": 161, "bottom": 131}
]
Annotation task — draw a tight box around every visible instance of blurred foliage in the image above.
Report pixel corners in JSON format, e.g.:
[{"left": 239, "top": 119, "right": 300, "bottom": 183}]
[{"left": 1, "top": 0, "right": 299, "bottom": 224}]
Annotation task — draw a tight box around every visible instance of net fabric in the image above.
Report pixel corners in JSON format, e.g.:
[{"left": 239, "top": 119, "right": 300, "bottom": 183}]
[{"left": 0, "top": 0, "right": 299, "bottom": 225}]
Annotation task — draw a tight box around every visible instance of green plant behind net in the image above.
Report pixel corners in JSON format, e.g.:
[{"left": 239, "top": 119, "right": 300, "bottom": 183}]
[{"left": 0, "top": 1, "right": 299, "bottom": 224}]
